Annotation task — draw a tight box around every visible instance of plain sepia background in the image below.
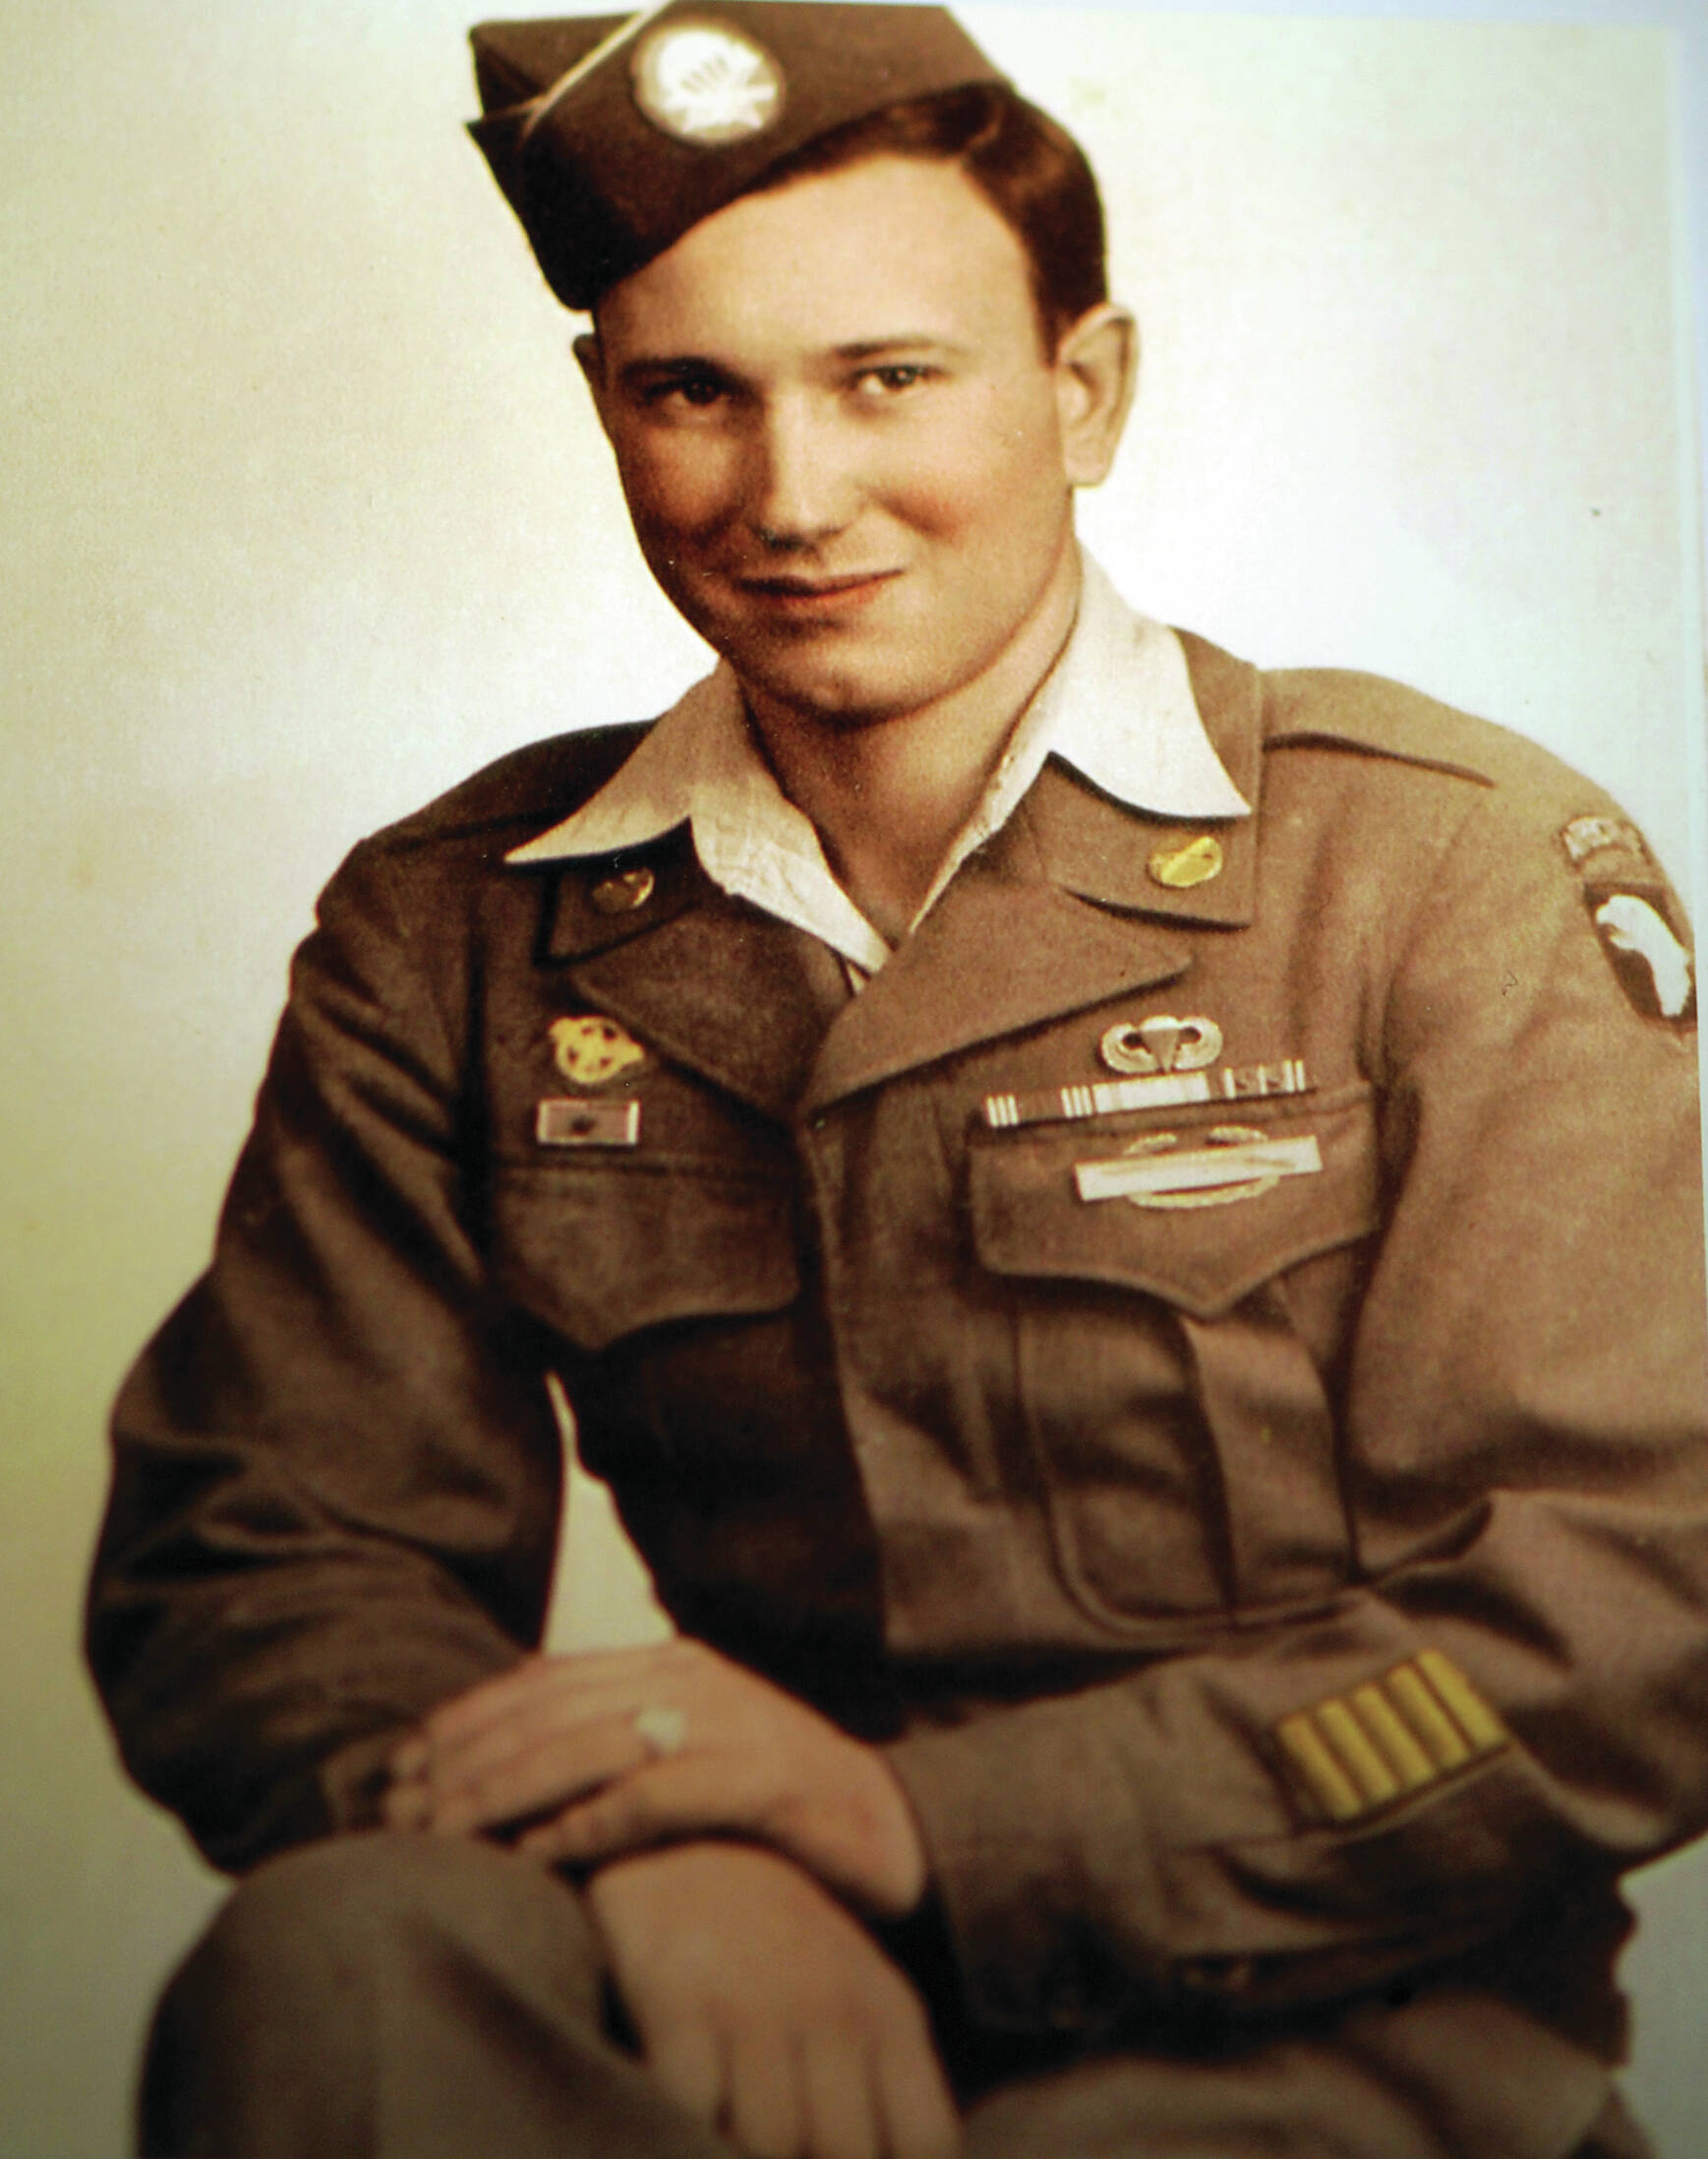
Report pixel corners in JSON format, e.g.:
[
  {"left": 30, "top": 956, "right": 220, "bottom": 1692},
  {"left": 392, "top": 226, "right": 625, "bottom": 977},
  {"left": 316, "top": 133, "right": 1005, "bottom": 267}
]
[{"left": 4, "top": 1, "right": 1706, "bottom": 2153}]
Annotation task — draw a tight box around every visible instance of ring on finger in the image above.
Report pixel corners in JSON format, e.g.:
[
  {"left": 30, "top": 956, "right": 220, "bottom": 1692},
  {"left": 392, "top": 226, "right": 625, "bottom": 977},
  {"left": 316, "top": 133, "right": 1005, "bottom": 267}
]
[{"left": 631, "top": 1704, "right": 687, "bottom": 1758}]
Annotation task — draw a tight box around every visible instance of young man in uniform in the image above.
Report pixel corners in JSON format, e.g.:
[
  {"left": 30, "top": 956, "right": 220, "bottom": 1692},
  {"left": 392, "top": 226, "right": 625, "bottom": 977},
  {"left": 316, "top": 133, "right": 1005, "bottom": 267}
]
[{"left": 89, "top": 7, "right": 1708, "bottom": 2156}]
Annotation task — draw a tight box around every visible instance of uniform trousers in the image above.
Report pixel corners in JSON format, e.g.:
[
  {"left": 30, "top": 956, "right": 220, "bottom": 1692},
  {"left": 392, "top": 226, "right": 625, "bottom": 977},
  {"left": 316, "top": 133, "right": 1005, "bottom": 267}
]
[{"left": 139, "top": 1834, "right": 1651, "bottom": 2159}]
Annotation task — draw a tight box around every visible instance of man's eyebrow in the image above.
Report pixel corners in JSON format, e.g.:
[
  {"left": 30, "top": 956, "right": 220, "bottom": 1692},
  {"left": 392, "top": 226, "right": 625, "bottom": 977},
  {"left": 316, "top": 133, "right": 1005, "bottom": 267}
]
[
  {"left": 610, "top": 336, "right": 972, "bottom": 391},
  {"left": 832, "top": 335, "right": 972, "bottom": 361},
  {"left": 613, "top": 352, "right": 740, "bottom": 391}
]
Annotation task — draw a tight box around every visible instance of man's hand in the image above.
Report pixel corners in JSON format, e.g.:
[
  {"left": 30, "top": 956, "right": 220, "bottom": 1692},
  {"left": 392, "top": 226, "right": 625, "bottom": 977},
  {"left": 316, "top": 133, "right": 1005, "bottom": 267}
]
[
  {"left": 588, "top": 1841, "right": 960, "bottom": 2159},
  {"left": 383, "top": 1641, "right": 928, "bottom": 1916}
]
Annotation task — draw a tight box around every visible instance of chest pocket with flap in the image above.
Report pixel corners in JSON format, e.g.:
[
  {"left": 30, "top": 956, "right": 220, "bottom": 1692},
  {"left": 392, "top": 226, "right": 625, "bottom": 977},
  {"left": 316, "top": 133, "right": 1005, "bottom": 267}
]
[
  {"left": 967, "top": 1081, "right": 1381, "bottom": 1627},
  {"left": 489, "top": 1157, "right": 801, "bottom": 1354}
]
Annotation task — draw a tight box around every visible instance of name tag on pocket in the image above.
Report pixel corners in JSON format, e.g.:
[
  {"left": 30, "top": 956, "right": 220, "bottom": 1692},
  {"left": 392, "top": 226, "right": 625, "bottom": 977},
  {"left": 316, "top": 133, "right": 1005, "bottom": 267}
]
[{"left": 1076, "top": 1130, "right": 1322, "bottom": 1210}]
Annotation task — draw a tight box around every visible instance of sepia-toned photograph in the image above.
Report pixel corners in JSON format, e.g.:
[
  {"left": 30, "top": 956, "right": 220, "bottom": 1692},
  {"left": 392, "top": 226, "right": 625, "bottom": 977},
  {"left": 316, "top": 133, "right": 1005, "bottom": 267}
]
[{"left": 3, "top": 3, "right": 1705, "bottom": 2154}]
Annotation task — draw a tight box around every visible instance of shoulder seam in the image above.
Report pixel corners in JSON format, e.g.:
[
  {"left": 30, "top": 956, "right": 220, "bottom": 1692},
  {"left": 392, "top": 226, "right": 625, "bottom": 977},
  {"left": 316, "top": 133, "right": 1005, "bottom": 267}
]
[
  {"left": 1262, "top": 729, "right": 1496, "bottom": 789},
  {"left": 368, "top": 722, "right": 653, "bottom": 856},
  {"left": 1260, "top": 667, "right": 1508, "bottom": 789}
]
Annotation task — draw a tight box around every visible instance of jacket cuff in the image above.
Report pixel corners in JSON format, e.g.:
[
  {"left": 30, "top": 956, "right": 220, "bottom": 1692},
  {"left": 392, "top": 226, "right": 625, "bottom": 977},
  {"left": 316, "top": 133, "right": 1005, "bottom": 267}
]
[{"left": 884, "top": 1698, "right": 1165, "bottom": 2036}]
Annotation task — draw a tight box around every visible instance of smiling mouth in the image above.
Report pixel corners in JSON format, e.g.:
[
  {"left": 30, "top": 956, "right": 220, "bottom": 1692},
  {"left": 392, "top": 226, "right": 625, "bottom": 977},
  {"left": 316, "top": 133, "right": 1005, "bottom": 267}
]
[{"left": 733, "top": 569, "right": 901, "bottom": 609}]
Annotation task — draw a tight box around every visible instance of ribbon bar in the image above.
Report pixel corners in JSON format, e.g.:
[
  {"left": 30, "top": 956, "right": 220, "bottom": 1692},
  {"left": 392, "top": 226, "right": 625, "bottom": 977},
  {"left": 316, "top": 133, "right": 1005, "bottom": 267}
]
[{"left": 984, "top": 1058, "right": 1310, "bottom": 1132}]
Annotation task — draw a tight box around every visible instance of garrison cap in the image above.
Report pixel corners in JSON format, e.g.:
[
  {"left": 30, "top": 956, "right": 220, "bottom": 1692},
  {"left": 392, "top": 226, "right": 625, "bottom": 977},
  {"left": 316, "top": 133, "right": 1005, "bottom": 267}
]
[{"left": 468, "top": 3, "right": 1007, "bottom": 309}]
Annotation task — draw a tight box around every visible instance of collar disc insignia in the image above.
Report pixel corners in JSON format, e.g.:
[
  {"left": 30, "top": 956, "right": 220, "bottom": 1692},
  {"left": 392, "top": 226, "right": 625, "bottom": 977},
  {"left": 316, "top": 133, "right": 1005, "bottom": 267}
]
[{"left": 1148, "top": 835, "right": 1224, "bottom": 890}]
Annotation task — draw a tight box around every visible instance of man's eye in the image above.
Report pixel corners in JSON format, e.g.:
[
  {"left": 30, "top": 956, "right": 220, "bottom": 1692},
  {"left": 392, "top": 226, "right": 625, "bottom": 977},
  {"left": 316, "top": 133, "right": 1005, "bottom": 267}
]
[
  {"left": 644, "top": 377, "right": 727, "bottom": 412},
  {"left": 852, "top": 364, "right": 933, "bottom": 397}
]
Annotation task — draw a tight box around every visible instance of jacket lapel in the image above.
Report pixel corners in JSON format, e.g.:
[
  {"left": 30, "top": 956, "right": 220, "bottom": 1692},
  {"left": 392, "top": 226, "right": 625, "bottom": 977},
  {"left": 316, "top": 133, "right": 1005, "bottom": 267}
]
[
  {"left": 802, "top": 793, "right": 1193, "bottom": 1114},
  {"left": 802, "top": 635, "right": 1266, "bottom": 1111},
  {"left": 534, "top": 834, "right": 848, "bottom": 1125},
  {"left": 529, "top": 627, "right": 1267, "bottom": 1123}
]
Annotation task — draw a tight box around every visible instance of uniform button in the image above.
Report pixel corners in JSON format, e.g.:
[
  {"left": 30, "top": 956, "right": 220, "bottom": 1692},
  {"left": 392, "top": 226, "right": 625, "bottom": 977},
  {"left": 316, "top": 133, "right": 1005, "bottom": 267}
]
[{"left": 590, "top": 866, "right": 656, "bottom": 915}]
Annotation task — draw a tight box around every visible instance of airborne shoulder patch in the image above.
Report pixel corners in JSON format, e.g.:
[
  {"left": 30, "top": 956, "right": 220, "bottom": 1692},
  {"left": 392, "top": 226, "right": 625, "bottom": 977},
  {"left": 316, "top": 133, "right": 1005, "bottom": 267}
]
[
  {"left": 1585, "top": 885, "right": 1696, "bottom": 1023},
  {"left": 1560, "top": 812, "right": 1650, "bottom": 871},
  {"left": 1559, "top": 813, "right": 1695, "bottom": 1026}
]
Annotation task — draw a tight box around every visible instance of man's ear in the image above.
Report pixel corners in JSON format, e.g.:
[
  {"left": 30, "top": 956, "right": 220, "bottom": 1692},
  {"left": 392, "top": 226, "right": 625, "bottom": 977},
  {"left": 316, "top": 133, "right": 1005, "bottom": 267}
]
[
  {"left": 573, "top": 330, "right": 613, "bottom": 436},
  {"left": 1052, "top": 304, "right": 1138, "bottom": 489}
]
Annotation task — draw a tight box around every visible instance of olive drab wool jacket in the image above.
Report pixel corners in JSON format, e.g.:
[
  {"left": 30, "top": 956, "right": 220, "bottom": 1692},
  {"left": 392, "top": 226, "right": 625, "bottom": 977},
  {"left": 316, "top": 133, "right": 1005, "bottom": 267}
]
[{"left": 90, "top": 629, "right": 1708, "bottom": 2126}]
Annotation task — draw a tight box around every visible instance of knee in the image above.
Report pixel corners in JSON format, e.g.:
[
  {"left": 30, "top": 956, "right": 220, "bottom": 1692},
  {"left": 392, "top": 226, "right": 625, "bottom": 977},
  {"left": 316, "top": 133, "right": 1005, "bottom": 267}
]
[{"left": 177, "top": 1830, "right": 604, "bottom": 2020}]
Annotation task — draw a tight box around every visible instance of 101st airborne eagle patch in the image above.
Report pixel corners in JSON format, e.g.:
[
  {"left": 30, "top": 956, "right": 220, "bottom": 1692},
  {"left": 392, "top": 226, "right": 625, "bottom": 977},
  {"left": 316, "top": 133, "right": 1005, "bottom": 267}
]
[{"left": 1561, "top": 814, "right": 1696, "bottom": 1025}]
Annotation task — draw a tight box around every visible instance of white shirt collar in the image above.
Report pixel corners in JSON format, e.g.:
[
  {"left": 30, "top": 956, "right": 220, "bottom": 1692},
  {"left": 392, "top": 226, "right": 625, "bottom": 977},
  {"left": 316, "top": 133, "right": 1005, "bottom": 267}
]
[{"left": 506, "top": 553, "right": 1250, "bottom": 973}]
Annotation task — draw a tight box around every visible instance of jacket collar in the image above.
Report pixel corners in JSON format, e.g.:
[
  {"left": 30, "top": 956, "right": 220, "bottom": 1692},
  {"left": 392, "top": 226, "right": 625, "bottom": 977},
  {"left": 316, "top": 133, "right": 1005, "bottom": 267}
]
[
  {"left": 505, "top": 554, "right": 1249, "bottom": 971},
  {"left": 526, "top": 612, "right": 1266, "bottom": 1120}
]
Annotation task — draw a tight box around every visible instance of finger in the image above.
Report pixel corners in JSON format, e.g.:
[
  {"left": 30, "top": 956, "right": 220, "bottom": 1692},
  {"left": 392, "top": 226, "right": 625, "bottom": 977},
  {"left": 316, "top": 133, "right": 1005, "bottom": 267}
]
[
  {"left": 529, "top": 1750, "right": 770, "bottom": 1864},
  {"left": 408, "top": 1643, "right": 681, "bottom": 1767},
  {"left": 646, "top": 2016, "right": 727, "bottom": 2130},
  {"left": 798, "top": 2028, "right": 882, "bottom": 2159},
  {"left": 422, "top": 1715, "right": 655, "bottom": 1836},
  {"left": 726, "top": 2024, "right": 805, "bottom": 2159},
  {"left": 380, "top": 1777, "right": 434, "bottom": 1831},
  {"left": 871, "top": 2021, "right": 960, "bottom": 2159},
  {"left": 406, "top": 1654, "right": 560, "bottom": 1754},
  {"left": 410, "top": 1663, "right": 701, "bottom": 1794},
  {"left": 389, "top": 1660, "right": 564, "bottom": 1784}
]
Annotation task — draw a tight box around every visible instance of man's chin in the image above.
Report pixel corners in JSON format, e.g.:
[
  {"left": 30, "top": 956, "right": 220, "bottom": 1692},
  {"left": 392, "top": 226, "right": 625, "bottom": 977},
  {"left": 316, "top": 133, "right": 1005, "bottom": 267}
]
[{"left": 709, "top": 640, "right": 915, "bottom": 730}]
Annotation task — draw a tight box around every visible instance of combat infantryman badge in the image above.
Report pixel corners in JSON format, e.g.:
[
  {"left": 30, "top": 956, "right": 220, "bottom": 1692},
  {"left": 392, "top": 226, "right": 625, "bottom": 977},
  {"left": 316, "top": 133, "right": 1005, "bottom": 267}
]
[
  {"left": 1076, "top": 1125, "right": 1323, "bottom": 1210},
  {"left": 549, "top": 1015, "right": 648, "bottom": 1085}
]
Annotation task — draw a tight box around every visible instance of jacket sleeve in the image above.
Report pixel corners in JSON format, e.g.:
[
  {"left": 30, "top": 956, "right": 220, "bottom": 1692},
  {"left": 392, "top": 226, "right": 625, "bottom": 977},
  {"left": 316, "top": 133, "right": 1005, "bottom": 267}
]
[
  {"left": 884, "top": 775, "right": 1708, "bottom": 2038},
  {"left": 87, "top": 838, "right": 559, "bottom": 1872}
]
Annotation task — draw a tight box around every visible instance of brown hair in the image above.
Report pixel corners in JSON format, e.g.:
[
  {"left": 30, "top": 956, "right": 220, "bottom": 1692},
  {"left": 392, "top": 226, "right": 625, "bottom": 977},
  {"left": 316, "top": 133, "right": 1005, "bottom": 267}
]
[{"left": 755, "top": 83, "right": 1108, "bottom": 354}]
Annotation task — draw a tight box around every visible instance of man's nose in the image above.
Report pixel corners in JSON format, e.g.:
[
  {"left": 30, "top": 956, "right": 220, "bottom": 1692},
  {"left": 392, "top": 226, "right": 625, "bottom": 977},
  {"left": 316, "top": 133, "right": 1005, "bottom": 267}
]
[{"left": 745, "top": 396, "right": 856, "bottom": 549}]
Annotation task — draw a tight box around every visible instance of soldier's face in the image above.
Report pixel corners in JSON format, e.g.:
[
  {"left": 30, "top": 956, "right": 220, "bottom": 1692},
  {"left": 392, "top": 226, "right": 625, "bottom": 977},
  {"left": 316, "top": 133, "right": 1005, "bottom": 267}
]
[{"left": 582, "top": 155, "right": 1120, "bottom": 728}]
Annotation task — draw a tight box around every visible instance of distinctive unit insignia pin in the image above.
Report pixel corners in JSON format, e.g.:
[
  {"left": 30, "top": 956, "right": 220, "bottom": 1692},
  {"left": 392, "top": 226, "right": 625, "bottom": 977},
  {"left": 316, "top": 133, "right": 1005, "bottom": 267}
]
[
  {"left": 1100, "top": 1015, "right": 1224, "bottom": 1077},
  {"left": 1148, "top": 835, "right": 1224, "bottom": 890},
  {"left": 549, "top": 1016, "right": 648, "bottom": 1087},
  {"left": 631, "top": 20, "right": 785, "bottom": 146},
  {"left": 1075, "top": 1124, "right": 1322, "bottom": 1210}
]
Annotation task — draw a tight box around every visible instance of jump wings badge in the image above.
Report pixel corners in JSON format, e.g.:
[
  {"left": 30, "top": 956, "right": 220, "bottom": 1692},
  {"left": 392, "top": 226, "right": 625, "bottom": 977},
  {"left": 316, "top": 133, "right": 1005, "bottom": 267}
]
[{"left": 1100, "top": 1014, "right": 1223, "bottom": 1077}]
